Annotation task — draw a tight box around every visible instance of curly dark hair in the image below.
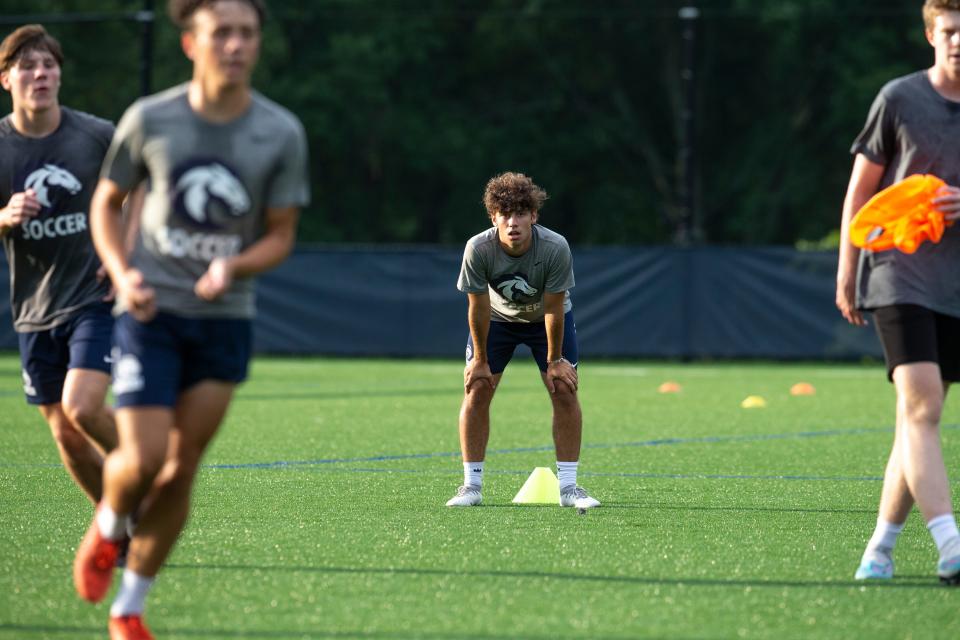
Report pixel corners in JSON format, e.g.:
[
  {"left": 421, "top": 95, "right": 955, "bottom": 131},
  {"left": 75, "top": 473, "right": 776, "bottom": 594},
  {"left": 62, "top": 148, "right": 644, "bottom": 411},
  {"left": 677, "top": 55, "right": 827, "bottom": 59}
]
[
  {"left": 168, "top": 0, "right": 266, "bottom": 29},
  {"left": 924, "top": 0, "right": 960, "bottom": 30},
  {"left": 482, "top": 172, "right": 548, "bottom": 220},
  {"left": 0, "top": 24, "right": 63, "bottom": 73}
]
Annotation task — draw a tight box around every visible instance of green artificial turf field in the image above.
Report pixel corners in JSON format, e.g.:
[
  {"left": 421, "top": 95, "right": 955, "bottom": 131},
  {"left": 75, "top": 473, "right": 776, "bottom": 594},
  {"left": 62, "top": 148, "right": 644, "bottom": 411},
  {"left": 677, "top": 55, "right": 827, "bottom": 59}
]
[{"left": 2, "top": 354, "right": 959, "bottom": 639}]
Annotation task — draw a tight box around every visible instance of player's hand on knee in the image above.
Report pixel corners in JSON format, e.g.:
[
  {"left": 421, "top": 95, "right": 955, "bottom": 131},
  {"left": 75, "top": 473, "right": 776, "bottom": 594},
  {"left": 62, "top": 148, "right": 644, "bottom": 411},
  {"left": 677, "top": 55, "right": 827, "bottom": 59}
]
[
  {"left": 935, "top": 185, "right": 960, "bottom": 220},
  {"left": 194, "top": 257, "right": 235, "bottom": 301},
  {"left": 464, "top": 361, "right": 495, "bottom": 393},
  {"left": 547, "top": 359, "right": 578, "bottom": 394}
]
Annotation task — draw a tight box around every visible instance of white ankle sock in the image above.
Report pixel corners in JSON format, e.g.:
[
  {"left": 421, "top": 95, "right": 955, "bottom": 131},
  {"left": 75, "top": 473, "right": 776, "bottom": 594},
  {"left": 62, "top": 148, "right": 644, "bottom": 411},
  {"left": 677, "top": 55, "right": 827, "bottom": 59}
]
[
  {"left": 96, "top": 504, "right": 130, "bottom": 541},
  {"left": 927, "top": 514, "right": 960, "bottom": 553},
  {"left": 866, "top": 518, "right": 905, "bottom": 553},
  {"left": 110, "top": 569, "right": 154, "bottom": 617},
  {"left": 557, "top": 461, "right": 578, "bottom": 490},
  {"left": 464, "top": 461, "right": 483, "bottom": 488}
]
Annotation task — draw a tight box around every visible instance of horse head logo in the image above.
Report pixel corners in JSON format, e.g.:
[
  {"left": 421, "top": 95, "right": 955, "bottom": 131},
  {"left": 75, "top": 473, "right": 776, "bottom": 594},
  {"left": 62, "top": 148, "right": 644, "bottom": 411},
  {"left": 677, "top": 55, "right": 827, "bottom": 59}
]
[
  {"left": 173, "top": 162, "right": 250, "bottom": 227},
  {"left": 493, "top": 273, "right": 539, "bottom": 303},
  {"left": 24, "top": 164, "right": 82, "bottom": 208}
]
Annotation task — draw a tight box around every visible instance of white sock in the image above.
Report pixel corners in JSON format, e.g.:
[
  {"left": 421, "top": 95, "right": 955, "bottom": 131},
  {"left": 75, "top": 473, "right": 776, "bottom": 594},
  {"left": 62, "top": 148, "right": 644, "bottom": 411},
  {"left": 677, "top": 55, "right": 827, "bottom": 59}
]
[
  {"left": 96, "top": 504, "right": 130, "bottom": 541},
  {"left": 109, "top": 569, "right": 154, "bottom": 617},
  {"left": 557, "top": 461, "right": 578, "bottom": 490},
  {"left": 926, "top": 514, "right": 960, "bottom": 553},
  {"left": 464, "top": 461, "right": 484, "bottom": 488},
  {"left": 865, "top": 518, "right": 905, "bottom": 553}
]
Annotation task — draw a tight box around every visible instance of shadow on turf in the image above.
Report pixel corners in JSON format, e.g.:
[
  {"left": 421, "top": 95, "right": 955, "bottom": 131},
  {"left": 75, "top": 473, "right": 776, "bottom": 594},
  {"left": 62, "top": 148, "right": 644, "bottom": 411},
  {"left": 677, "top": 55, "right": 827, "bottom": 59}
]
[
  {"left": 164, "top": 562, "right": 945, "bottom": 591},
  {"left": 0, "top": 622, "right": 689, "bottom": 639},
  {"left": 601, "top": 502, "right": 879, "bottom": 515}
]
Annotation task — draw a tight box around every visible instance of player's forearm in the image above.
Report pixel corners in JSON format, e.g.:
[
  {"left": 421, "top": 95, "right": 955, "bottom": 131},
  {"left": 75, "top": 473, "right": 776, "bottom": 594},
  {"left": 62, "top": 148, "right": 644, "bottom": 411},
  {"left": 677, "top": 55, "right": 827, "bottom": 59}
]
[
  {"left": 544, "top": 312, "right": 564, "bottom": 361},
  {"left": 467, "top": 296, "right": 491, "bottom": 362},
  {"left": 0, "top": 207, "right": 12, "bottom": 236},
  {"left": 543, "top": 294, "right": 566, "bottom": 361},
  {"left": 90, "top": 181, "right": 131, "bottom": 282},
  {"left": 838, "top": 155, "right": 885, "bottom": 283},
  {"left": 837, "top": 198, "right": 863, "bottom": 284},
  {"left": 121, "top": 183, "right": 145, "bottom": 257},
  {"left": 228, "top": 210, "right": 299, "bottom": 278}
]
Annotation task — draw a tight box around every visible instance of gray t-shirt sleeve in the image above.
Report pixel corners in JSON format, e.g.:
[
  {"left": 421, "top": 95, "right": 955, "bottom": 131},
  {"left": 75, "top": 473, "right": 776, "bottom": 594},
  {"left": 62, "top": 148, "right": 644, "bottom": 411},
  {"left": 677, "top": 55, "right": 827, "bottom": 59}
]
[
  {"left": 101, "top": 102, "right": 147, "bottom": 190},
  {"left": 850, "top": 87, "right": 895, "bottom": 166},
  {"left": 266, "top": 115, "right": 310, "bottom": 208},
  {"left": 544, "top": 236, "right": 575, "bottom": 293},
  {"left": 457, "top": 237, "right": 490, "bottom": 293}
]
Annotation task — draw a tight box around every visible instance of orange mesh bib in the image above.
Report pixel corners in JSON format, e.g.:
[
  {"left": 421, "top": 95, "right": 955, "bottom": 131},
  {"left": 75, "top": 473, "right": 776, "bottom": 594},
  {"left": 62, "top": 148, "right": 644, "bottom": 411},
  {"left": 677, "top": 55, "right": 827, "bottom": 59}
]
[{"left": 850, "top": 174, "right": 950, "bottom": 254}]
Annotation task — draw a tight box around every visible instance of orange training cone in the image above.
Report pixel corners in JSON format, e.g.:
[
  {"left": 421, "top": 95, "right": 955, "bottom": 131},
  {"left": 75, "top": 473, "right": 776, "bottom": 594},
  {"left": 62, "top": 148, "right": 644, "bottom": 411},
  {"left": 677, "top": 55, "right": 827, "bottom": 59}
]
[{"left": 790, "top": 382, "right": 816, "bottom": 396}]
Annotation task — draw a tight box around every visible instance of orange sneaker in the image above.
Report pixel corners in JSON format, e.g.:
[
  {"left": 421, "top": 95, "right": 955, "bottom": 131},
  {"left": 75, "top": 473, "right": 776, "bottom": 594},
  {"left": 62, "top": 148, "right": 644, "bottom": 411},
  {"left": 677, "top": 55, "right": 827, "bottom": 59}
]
[
  {"left": 73, "top": 516, "right": 120, "bottom": 602},
  {"left": 109, "top": 615, "right": 155, "bottom": 640}
]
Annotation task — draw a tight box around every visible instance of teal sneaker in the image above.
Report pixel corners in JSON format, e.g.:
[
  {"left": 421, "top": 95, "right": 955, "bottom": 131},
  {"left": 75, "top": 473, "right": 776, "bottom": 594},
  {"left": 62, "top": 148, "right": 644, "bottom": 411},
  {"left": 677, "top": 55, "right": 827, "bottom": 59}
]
[
  {"left": 854, "top": 549, "right": 894, "bottom": 580},
  {"left": 937, "top": 536, "right": 960, "bottom": 585}
]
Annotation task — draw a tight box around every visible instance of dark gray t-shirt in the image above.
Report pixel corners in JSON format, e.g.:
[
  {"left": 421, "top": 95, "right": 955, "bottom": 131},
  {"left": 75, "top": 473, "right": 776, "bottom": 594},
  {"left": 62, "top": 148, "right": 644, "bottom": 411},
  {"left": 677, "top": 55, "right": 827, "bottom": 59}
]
[
  {"left": 852, "top": 70, "right": 960, "bottom": 315},
  {"left": 457, "top": 224, "right": 574, "bottom": 322},
  {"left": 102, "top": 84, "right": 310, "bottom": 318},
  {"left": 0, "top": 108, "right": 113, "bottom": 331}
]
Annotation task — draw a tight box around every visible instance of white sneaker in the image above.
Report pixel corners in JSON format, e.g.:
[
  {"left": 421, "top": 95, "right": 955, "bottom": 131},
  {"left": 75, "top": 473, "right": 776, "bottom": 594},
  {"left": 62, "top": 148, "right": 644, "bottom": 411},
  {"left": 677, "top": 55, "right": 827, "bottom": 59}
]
[
  {"left": 854, "top": 548, "right": 894, "bottom": 580},
  {"left": 446, "top": 485, "right": 482, "bottom": 507},
  {"left": 559, "top": 485, "right": 600, "bottom": 509},
  {"left": 938, "top": 536, "right": 960, "bottom": 585}
]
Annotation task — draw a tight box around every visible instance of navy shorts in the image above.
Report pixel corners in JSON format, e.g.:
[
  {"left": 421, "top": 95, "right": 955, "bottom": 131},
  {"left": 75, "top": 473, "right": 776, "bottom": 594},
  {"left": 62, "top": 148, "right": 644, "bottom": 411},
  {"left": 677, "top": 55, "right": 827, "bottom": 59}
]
[
  {"left": 466, "top": 310, "right": 579, "bottom": 374},
  {"left": 112, "top": 312, "right": 252, "bottom": 408},
  {"left": 872, "top": 304, "right": 960, "bottom": 382},
  {"left": 18, "top": 302, "right": 114, "bottom": 405}
]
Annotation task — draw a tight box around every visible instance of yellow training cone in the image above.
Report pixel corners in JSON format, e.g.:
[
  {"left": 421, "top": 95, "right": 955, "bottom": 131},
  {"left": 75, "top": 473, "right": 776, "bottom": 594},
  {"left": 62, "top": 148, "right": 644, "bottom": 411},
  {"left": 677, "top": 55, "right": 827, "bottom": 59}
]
[
  {"left": 790, "top": 382, "right": 816, "bottom": 396},
  {"left": 740, "top": 395, "right": 767, "bottom": 409},
  {"left": 512, "top": 467, "right": 560, "bottom": 504},
  {"left": 658, "top": 381, "right": 682, "bottom": 393}
]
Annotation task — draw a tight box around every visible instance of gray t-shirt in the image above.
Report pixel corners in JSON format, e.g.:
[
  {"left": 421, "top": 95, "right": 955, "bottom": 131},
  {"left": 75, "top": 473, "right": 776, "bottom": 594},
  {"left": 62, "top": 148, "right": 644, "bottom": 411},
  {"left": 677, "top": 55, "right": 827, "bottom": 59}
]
[
  {"left": 852, "top": 70, "right": 960, "bottom": 315},
  {"left": 102, "top": 84, "right": 310, "bottom": 318},
  {"left": 457, "top": 224, "right": 574, "bottom": 322},
  {"left": 0, "top": 107, "right": 113, "bottom": 331}
]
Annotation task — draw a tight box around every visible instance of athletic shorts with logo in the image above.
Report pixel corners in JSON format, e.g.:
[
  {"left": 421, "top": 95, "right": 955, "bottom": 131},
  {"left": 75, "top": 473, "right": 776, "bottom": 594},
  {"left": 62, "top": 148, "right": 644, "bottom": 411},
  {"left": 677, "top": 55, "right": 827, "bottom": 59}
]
[
  {"left": 466, "top": 310, "right": 579, "bottom": 374},
  {"left": 112, "top": 312, "right": 252, "bottom": 408},
  {"left": 18, "top": 301, "right": 113, "bottom": 405}
]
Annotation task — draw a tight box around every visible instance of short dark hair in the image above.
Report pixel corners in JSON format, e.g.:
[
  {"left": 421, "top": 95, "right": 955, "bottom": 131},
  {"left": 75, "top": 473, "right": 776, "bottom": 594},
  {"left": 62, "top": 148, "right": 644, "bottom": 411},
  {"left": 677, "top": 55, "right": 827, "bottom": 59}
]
[
  {"left": 168, "top": 0, "right": 266, "bottom": 29},
  {"left": 483, "top": 172, "right": 548, "bottom": 219},
  {"left": 923, "top": 0, "right": 960, "bottom": 30},
  {"left": 0, "top": 24, "right": 63, "bottom": 74}
]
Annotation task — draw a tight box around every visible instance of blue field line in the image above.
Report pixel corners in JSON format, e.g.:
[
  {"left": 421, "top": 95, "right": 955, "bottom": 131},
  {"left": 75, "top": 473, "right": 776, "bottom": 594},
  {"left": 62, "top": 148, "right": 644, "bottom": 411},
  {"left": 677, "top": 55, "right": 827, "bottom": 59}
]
[
  {"left": 214, "top": 465, "right": 886, "bottom": 483},
  {"left": 203, "top": 424, "right": 940, "bottom": 470},
  {"left": 5, "top": 424, "right": 957, "bottom": 475}
]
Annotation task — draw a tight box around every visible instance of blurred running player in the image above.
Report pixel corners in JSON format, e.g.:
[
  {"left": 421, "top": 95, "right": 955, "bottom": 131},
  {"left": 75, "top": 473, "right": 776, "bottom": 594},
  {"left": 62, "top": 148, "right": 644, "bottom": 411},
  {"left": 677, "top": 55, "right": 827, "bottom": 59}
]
[{"left": 73, "top": 1, "right": 310, "bottom": 638}]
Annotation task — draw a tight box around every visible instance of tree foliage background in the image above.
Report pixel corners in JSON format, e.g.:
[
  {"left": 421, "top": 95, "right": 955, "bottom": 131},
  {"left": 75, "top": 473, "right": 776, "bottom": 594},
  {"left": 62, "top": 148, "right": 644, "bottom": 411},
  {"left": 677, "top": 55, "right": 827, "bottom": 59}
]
[{"left": 0, "top": 0, "right": 932, "bottom": 245}]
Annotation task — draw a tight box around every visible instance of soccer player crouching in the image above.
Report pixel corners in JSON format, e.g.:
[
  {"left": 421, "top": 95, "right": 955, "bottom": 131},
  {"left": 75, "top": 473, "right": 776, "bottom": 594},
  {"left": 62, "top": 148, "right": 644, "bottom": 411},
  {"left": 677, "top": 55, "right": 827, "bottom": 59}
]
[{"left": 447, "top": 172, "right": 599, "bottom": 510}]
